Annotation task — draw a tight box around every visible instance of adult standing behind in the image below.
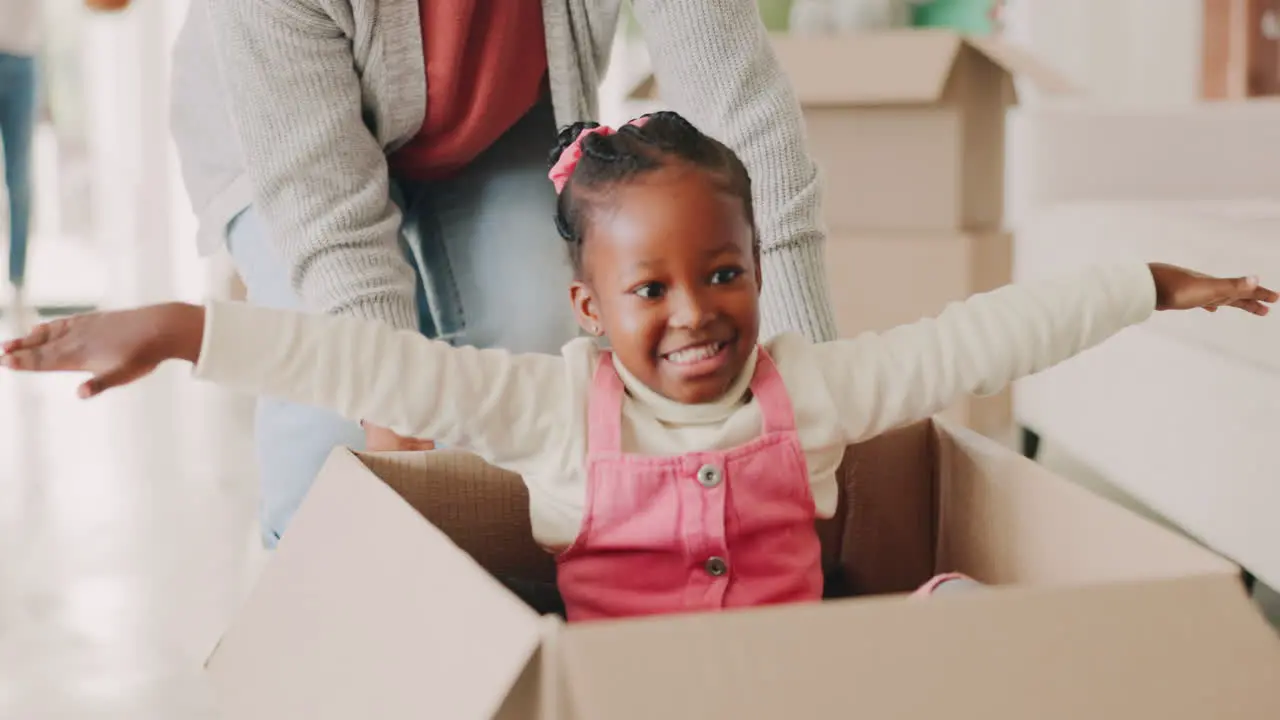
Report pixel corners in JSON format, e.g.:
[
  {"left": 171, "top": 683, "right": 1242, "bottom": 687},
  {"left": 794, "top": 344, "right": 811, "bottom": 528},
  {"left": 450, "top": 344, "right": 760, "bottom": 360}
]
[
  {"left": 0, "top": 0, "right": 40, "bottom": 332},
  {"left": 170, "top": 1, "right": 838, "bottom": 548}
]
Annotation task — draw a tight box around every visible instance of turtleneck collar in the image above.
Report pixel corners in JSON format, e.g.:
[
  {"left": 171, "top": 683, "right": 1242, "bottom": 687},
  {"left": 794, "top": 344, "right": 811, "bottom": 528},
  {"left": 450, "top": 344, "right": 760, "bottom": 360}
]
[{"left": 610, "top": 346, "right": 759, "bottom": 425}]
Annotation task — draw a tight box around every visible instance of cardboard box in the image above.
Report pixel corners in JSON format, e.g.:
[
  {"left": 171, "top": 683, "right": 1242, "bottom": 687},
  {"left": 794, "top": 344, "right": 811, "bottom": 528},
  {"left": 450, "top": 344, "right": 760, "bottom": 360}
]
[
  {"left": 1202, "top": 0, "right": 1280, "bottom": 99},
  {"left": 204, "top": 419, "right": 1280, "bottom": 719},
  {"left": 628, "top": 30, "right": 1076, "bottom": 233},
  {"left": 825, "top": 230, "right": 1013, "bottom": 436}
]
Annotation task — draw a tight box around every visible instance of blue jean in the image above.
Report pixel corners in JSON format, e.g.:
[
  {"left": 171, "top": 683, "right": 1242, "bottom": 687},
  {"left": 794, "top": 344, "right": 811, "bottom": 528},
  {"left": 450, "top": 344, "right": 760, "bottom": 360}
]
[
  {"left": 226, "top": 99, "right": 578, "bottom": 547},
  {"left": 0, "top": 53, "right": 36, "bottom": 288}
]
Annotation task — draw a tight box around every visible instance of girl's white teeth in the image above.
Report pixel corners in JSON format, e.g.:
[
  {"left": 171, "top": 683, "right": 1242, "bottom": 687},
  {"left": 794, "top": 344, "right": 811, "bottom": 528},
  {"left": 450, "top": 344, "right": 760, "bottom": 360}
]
[{"left": 665, "top": 342, "right": 723, "bottom": 365}]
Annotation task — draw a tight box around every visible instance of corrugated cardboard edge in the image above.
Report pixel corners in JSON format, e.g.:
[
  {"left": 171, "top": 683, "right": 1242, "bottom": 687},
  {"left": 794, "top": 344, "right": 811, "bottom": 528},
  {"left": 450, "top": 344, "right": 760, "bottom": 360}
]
[{"left": 356, "top": 449, "right": 555, "bottom": 583}]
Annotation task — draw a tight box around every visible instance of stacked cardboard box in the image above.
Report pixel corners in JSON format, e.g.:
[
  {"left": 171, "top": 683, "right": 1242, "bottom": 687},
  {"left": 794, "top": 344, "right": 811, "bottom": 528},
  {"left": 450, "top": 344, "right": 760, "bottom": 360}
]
[
  {"left": 630, "top": 29, "right": 1076, "bottom": 438},
  {"left": 1202, "top": 0, "right": 1280, "bottom": 99}
]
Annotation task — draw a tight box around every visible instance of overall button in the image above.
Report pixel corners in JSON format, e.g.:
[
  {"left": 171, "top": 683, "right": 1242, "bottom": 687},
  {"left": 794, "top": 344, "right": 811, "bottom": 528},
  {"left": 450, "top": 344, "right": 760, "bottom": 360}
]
[
  {"left": 696, "top": 464, "right": 722, "bottom": 488},
  {"left": 705, "top": 556, "right": 728, "bottom": 576}
]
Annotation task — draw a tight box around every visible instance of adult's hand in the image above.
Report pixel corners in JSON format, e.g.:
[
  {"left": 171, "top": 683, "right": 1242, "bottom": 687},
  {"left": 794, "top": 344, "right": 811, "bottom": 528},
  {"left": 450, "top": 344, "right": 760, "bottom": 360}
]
[
  {"left": 209, "top": 0, "right": 421, "bottom": 331},
  {"left": 362, "top": 421, "right": 435, "bottom": 452}
]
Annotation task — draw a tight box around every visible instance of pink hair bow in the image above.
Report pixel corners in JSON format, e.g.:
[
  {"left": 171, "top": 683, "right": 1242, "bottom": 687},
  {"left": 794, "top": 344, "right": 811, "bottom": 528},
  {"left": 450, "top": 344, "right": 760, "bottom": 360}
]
[{"left": 547, "top": 117, "right": 648, "bottom": 194}]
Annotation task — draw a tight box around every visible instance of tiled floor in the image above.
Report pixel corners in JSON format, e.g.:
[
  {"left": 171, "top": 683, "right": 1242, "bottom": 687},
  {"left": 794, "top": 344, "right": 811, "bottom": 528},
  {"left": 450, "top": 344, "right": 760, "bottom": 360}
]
[
  {"left": 0, "top": 310, "right": 1276, "bottom": 717},
  {"left": 0, "top": 332, "right": 267, "bottom": 719}
]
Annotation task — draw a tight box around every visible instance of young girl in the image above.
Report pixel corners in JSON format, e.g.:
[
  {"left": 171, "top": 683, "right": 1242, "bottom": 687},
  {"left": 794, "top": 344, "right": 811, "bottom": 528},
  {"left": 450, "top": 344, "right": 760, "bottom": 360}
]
[{"left": 2, "top": 112, "right": 1273, "bottom": 621}]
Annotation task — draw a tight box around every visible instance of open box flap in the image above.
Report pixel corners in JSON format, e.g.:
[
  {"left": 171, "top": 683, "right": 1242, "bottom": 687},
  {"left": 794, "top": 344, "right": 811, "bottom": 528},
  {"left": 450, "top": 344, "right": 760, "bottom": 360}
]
[
  {"left": 628, "top": 30, "right": 959, "bottom": 106},
  {"left": 205, "top": 448, "right": 542, "bottom": 720},
  {"left": 964, "top": 34, "right": 1080, "bottom": 102},
  {"left": 627, "top": 30, "right": 1077, "bottom": 106},
  {"left": 763, "top": 30, "right": 962, "bottom": 107},
  {"left": 931, "top": 419, "right": 1239, "bottom": 586},
  {"left": 558, "top": 575, "right": 1280, "bottom": 719}
]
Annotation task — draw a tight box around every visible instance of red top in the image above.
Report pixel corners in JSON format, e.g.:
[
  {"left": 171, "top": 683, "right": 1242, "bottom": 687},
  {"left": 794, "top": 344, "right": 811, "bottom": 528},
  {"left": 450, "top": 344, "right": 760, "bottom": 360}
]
[{"left": 389, "top": 1, "right": 549, "bottom": 181}]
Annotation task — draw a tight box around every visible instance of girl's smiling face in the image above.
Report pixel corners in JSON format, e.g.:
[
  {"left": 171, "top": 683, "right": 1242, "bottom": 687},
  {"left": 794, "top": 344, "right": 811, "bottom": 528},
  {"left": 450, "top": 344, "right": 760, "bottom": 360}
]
[{"left": 569, "top": 163, "right": 761, "bottom": 404}]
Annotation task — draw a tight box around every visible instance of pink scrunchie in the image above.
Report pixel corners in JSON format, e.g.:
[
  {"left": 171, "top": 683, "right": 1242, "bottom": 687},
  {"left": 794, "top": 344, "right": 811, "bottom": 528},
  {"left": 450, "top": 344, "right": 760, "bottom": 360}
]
[{"left": 547, "top": 117, "right": 649, "bottom": 194}]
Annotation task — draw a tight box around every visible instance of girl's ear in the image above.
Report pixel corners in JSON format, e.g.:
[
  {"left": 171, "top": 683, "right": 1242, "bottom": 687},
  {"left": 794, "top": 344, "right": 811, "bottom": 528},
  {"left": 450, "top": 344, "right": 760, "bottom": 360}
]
[{"left": 569, "top": 281, "right": 604, "bottom": 336}]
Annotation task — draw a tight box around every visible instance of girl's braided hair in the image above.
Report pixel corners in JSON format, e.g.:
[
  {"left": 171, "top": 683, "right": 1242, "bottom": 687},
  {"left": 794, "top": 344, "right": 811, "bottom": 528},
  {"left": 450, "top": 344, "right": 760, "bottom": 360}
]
[{"left": 547, "top": 111, "right": 757, "bottom": 276}]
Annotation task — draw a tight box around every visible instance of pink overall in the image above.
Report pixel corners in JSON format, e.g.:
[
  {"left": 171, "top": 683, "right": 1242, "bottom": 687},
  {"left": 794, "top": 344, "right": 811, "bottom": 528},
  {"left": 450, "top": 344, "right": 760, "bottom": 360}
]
[{"left": 556, "top": 350, "right": 825, "bottom": 622}]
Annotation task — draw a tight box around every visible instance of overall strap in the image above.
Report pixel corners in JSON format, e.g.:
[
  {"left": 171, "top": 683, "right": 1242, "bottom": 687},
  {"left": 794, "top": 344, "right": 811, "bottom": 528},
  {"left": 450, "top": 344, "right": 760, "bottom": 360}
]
[
  {"left": 585, "top": 351, "right": 626, "bottom": 455},
  {"left": 748, "top": 349, "right": 798, "bottom": 435}
]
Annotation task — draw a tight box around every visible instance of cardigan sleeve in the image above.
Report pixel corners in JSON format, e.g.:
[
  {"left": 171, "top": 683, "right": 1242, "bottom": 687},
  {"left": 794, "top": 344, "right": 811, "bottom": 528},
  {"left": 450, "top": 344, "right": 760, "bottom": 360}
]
[
  {"left": 630, "top": 0, "right": 838, "bottom": 343},
  {"left": 194, "top": 300, "right": 579, "bottom": 477},
  {"left": 207, "top": 0, "right": 420, "bottom": 331}
]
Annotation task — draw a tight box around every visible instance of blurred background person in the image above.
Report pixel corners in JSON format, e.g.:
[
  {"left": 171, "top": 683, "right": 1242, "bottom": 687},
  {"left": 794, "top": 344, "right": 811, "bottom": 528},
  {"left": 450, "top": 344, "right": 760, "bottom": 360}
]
[{"left": 0, "top": 0, "right": 41, "bottom": 332}]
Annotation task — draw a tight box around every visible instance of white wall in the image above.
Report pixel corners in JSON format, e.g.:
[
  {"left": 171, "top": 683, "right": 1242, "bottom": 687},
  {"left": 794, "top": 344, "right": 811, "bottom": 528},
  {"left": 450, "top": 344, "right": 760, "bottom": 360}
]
[
  {"left": 1001, "top": 1, "right": 1210, "bottom": 229},
  {"left": 1003, "top": 0, "right": 1204, "bottom": 106},
  {"left": 82, "top": 0, "right": 204, "bottom": 309}
]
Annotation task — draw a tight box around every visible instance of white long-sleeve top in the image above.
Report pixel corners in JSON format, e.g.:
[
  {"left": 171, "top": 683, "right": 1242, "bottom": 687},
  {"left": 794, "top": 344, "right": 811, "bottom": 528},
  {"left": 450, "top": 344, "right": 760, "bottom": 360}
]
[{"left": 194, "top": 263, "right": 1157, "bottom": 548}]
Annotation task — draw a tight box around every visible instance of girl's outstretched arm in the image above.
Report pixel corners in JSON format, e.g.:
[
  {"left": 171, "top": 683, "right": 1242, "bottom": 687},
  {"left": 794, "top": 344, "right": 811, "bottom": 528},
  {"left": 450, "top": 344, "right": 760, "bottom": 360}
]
[
  {"left": 1, "top": 301, "right": 574, "bottom": 472},
  {"left": 816, "top": 263, "right": 1275, "bottom": 445},
  {"left": 2, "top": 303, "right": 205, "bottom": 397}
]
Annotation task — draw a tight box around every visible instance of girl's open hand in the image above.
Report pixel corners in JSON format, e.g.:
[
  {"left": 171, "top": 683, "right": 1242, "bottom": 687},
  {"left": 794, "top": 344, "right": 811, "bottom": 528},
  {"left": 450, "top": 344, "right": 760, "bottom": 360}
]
[
  {"left": 0, "top": 303, "right": 205, "bottom": 398},
  {"left": 1149, "top": 263, "right": 1278, "bottom": 315}
]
